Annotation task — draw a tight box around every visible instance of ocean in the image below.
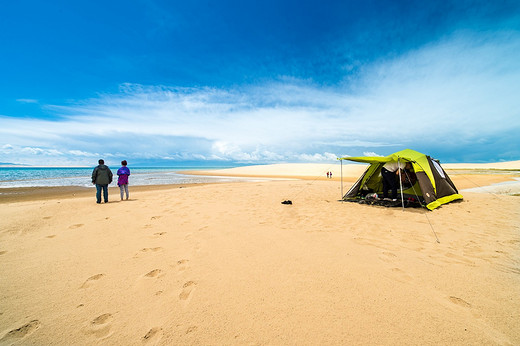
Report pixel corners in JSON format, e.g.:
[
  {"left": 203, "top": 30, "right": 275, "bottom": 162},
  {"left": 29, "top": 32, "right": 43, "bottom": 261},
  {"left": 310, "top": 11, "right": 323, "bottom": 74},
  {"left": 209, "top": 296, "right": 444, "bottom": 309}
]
[{"left": 0, "top": 166, "right": 255, "bottom": 188}]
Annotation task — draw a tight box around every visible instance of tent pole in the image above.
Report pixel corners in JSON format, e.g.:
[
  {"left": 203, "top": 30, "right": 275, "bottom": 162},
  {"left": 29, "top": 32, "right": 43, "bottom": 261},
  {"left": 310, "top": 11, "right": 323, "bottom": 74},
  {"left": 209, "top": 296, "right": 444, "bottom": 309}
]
[
  {"left": 398, "top": 158, "right": 405, "bottom": 210},
  {"left": 340, "top": 159, "right": 344, "bottom": 201}
]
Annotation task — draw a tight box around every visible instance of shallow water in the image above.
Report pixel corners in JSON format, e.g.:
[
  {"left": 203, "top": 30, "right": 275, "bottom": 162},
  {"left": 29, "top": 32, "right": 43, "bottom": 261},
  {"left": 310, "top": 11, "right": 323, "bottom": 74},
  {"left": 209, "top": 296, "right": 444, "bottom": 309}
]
[
  {"left": 0, "top": 167, "right": 256, "bottom": 188},
  {"left": 460, "top": 178, "right": 520, "bottom": 195}
]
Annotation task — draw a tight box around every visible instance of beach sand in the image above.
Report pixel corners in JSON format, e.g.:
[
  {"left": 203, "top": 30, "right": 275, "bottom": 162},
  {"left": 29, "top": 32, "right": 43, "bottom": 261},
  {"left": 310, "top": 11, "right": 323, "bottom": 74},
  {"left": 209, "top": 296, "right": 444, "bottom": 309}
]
[{"left": 1, "top": 163, "right": 519, "bottom": 345}]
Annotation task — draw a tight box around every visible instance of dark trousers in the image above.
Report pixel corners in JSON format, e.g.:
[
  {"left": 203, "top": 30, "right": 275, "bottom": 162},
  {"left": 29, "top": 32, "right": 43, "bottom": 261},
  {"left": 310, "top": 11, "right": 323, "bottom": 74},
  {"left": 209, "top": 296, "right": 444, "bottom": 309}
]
[
  {"left": 381, "top": 168, "right": 398, "bottom": 199},
  {"left": 96, "top": 184, "right": 109, "bottom": 203}
]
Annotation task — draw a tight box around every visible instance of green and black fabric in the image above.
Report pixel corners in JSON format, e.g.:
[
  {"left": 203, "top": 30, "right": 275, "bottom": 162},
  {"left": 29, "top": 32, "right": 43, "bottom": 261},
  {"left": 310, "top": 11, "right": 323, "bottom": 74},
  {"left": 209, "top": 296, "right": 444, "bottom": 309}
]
[{"left": 339, "top": 149, "right": 463, "bottom": 210}]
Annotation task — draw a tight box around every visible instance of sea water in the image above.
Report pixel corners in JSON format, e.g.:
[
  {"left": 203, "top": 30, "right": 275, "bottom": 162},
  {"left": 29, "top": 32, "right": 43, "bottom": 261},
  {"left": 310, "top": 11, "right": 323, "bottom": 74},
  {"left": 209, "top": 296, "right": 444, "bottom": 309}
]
[{"left": 0, "top": 166, "right": 256, "bottom": 188}]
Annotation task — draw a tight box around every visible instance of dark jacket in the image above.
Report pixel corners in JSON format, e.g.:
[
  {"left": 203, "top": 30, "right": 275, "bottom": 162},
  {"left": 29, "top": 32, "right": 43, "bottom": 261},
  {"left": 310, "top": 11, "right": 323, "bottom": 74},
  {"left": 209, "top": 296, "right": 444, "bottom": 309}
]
[{"left": 92, "top": 164, "right": 113, "bottom": 185}]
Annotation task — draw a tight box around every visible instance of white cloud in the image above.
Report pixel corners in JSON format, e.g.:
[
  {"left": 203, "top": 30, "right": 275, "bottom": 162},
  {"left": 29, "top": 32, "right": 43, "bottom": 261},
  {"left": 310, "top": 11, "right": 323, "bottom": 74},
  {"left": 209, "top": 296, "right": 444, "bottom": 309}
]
[
  {"left": 297, "top": 152, "right": 338, "bottom": 162},
  {"left": 21, "top": 147, "right": 63, "bottom": 156},
  {"left": 1, "top": 31, "right": 519, "bottom": 165},
  {"left": 363, "top": 152, "right": 383, "bottom": 157},
  {"left": 68, "top": 150, "right": 98, "bottom": 157}
]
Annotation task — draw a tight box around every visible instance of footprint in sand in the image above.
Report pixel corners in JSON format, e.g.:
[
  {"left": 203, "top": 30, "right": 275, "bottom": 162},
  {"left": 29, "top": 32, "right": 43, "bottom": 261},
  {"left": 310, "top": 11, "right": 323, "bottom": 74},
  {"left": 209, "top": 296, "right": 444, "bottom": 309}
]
[
  {"left": 0, "top": 251, "right": 7, "bottom": 255},
  {"left": 379, "top": 251, "right": 398, "bottom": 262},
  {"left": 92, "top": 314, "right": 112, "bottom": 324},
  {"left": 142, "top": 327, "right": 163, "bottom": 344},
  {"left": 69, "top": 224, "right": 84, "bottom": 229},
  {"left": 153, "top": 232, "right": 167, "bottom": 237},
  {"left": 141, "top": 247, "right": 162, "bottom": 253},
  {"left": 0, "top": 320, "right": 41, "bottom": 342},
  {"left": 185, "top": 326, "right": 198, "bottom": 334},
  {"left": 42, "top": 216, "right": 52, "bottom": 220},
  {"left": 134, "top": 247, "right": 163, "bottom": 259},
  {"left": 46, "top": 235, "right": 56, "bottom": 238},
  {"left": 134, "top": 247, "right": 163, "bottom": 258},
  {"left": 179, "top": 281, "right": 197, "bottom": 301},
  {"left": 84, "top": 313, "right": 113, "bottom": 339},
  {"left": 389, "top": 267, "right": 412, "bottom": 283},
  {"left": 80, "top": 274, "right": 105, "bottom": 288},
  {"left": 449, "top": 296, "right": 471, "bottom": 308},
  {"left": 176, "top": 259, "right": 189, "bottom": 271},
  {"left": 144, "top": 269, "right": 164, "bottom": 278},
  {"left": 150, "top": 216, "right": 161, "bottom": 220}
]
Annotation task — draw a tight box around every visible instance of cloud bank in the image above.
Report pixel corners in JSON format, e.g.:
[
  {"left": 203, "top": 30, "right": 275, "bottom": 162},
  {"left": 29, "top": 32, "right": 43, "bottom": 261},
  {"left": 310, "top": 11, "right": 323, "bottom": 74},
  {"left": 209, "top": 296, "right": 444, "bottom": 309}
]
[{"left": 1, "top": 32, "right": 519, "bottom": 166}]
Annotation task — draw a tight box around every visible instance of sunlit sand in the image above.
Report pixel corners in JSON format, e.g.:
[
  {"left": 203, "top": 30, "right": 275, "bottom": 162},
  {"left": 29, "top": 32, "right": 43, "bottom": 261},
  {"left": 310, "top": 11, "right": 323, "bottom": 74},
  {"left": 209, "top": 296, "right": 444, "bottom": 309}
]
[{"left": 1, "top": 163, "right": 519, "bottom": 344}]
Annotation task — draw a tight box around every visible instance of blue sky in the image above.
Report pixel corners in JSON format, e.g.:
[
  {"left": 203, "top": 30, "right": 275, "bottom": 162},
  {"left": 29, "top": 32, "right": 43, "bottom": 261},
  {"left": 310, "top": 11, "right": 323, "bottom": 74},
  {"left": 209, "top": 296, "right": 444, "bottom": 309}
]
[{"left": 1, "top": 0, "right": 519, "bottom": 166}]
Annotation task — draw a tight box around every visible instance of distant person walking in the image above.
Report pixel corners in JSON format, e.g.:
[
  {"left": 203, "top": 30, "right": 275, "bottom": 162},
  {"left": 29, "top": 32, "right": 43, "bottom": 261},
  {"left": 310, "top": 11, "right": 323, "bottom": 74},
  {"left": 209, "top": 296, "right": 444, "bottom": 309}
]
[
  {"left": 92, "top": 159, "right": 113, "bottom": 204},
  {"left": 117, "top": 160, "right": 131, "bottom": 200}
]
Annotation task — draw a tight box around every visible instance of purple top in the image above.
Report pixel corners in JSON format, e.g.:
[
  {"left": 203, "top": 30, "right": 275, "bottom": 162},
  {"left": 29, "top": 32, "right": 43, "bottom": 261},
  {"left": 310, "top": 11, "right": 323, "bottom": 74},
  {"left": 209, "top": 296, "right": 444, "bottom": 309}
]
[{"left": 117, "top": 166, "right": 130, "bottom": 186}]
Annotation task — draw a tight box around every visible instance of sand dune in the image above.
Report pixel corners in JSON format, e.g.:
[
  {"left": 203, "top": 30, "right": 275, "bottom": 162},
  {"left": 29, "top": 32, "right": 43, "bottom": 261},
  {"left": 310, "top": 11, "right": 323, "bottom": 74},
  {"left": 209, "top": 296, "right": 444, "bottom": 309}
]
[{"left": 1, "top": 163, "right": 519, "bottom": 345}]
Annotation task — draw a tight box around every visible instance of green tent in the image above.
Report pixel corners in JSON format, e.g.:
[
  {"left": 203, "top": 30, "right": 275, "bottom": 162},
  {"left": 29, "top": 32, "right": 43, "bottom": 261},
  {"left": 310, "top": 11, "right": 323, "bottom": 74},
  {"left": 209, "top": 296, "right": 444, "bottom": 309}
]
[{"left": 339, "top": 149, "right": 463, "bottom": 210}]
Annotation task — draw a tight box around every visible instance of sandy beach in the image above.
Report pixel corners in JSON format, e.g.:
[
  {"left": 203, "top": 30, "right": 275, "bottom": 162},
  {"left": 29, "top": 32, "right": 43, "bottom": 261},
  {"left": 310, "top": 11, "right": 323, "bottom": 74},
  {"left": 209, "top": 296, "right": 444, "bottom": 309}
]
[{"left": 1, "top": 163, "right": 519, "bottom": 345}]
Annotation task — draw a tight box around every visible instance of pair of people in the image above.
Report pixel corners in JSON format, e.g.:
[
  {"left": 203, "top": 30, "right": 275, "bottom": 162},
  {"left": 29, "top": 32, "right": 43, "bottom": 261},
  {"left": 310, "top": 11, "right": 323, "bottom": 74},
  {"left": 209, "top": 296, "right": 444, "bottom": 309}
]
[
  {"left": 91, "top": 159, "right": 131, "bottom": 203},
  {"left": 380, "top": 161, "right": 415, "bottom": 201}
]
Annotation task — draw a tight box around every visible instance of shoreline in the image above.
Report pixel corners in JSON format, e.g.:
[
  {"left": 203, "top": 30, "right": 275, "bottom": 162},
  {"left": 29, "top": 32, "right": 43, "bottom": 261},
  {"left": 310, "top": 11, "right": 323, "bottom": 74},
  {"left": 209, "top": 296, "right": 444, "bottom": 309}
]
[
  {"left": 0, "top": 183, "right": 214, "bottom": 204},
  {"left": 1, "top": 162, "right": 519, "bottom": 204}
]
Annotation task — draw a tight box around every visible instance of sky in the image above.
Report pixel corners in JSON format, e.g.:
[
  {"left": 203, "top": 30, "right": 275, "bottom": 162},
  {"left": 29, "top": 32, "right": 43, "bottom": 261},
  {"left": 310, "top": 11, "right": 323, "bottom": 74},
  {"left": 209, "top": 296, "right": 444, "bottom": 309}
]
[{"left": 1, "top": 0, "right": 519, "bottom": 166}]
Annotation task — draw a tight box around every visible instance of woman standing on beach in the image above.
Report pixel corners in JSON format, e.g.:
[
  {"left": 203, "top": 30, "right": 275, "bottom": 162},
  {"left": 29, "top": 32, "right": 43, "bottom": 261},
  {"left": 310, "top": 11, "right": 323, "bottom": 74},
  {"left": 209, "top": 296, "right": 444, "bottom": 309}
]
[{"left": 117, "top": 160, "right": 131, "bottom": 200}]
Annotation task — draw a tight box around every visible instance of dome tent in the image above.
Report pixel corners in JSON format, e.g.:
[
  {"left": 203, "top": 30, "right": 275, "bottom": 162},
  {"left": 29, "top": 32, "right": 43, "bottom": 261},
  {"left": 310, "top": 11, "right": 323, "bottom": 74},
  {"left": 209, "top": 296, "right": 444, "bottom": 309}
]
[{"left": 339, "top": 149, "right": 463, "bottom": 210}]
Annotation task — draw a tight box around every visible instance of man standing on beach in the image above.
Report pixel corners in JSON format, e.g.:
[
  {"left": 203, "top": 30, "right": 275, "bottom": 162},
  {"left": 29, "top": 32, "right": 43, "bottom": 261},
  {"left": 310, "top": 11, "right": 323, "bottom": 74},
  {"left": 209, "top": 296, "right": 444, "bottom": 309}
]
[{"left": 92, "top": 159, "right": 113, "bottom": 204}]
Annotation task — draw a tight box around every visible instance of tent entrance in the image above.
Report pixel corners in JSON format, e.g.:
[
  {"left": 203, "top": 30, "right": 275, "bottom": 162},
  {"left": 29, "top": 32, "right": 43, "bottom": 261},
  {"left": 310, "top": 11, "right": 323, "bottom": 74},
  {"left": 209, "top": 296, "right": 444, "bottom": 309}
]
[{"left": 344, "top": 162, "right": 425, "bottom": 208}]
